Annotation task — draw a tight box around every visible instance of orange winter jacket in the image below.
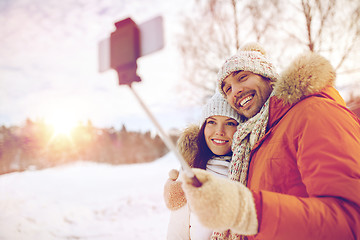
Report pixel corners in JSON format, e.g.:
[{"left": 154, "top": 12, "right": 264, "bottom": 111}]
[{"left": 247, "top": 53, "right": 360, "bottom": 240}]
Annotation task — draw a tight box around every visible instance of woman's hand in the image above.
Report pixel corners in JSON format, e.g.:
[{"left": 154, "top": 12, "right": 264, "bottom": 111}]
[{"left": 163, "top": 169, "right": 187, "bottom": 210}]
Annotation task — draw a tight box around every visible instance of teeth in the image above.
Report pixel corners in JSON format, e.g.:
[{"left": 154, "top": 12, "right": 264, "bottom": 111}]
[
  {"left": 240, "top": 96, "right": 253, "bottom": 107},
  {"left": 213, "top": 139, "right": 226, "bottom": 144}
]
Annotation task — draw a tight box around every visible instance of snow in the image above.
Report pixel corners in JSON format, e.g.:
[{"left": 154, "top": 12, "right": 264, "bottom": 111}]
[{"left": 0, "top": 153, "right": 181, "bottom": 240}]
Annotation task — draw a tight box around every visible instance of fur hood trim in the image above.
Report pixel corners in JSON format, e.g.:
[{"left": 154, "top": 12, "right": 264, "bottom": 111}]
[
  {"left": 273, "top": 52, "right": 336, "bottom": 105},
  {"left": 176, "top": 124, "right": 200, "bottom": 167}
]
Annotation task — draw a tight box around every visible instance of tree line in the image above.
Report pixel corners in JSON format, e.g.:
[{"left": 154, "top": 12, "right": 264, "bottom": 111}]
[
  {"left": 1, "top": 95, "right": 359, "bottom": 176},
  {"left": 0, "top": 119, "right": 177, "bottom": 175}
]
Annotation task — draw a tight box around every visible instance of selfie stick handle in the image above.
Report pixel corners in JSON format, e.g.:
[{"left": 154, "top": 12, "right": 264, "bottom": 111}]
[{"left": 129, "top": 85, "right": 202, "bottom": 187}]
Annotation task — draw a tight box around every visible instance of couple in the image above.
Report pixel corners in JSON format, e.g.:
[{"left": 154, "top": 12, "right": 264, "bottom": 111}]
[{"left": 164, "top": 43, "right": 360, "bottom": 240}]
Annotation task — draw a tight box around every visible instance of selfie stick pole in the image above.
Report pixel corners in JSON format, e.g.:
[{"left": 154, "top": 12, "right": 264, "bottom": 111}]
[{"left": 129, "top": 85, "right": 202, "bottom": 187}]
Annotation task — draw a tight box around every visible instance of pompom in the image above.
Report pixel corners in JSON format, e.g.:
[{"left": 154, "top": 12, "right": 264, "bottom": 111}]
[{"left": 239, "top": 42, "right": 267, "bottom": 56}]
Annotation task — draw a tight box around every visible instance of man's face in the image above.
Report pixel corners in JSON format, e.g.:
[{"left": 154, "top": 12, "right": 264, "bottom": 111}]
[{"left": 221, "top": 71, "right": 273, "bottom": 119}]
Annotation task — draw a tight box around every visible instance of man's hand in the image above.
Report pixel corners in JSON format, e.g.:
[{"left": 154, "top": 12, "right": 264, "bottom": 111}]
[
  {"left": 163, "top": 169, "right": 187, "bottom": 210},
  {"left": 181, "top": 168, "right": 258, "bottom": 235}
]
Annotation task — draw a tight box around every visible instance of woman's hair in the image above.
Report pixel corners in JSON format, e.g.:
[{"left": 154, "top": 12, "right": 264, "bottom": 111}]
[{"left": 192, "top": 120, "right": 216, "bottom": 169}]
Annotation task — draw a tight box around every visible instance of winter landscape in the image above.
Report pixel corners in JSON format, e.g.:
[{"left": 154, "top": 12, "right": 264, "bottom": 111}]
[
  {"left": 1, "top": 1, "right": 360, "bottom": 239},
  {"left": 0, "top": 153, "right": 180, "bottom": 240}
]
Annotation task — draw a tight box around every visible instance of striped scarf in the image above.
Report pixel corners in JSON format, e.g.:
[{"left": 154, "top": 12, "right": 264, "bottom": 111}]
[{"left": 211, "top": 95, "right": 271, "bottom": 240}]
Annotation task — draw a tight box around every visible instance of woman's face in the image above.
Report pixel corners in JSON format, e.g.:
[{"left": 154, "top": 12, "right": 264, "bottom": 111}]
[{"left": 204, "top": 115, "right": 238, "bottom": 156}]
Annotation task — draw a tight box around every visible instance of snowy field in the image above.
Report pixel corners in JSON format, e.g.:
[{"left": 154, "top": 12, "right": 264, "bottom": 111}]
[{"left": 0, "top": 153, "right": 180, "bottom": 240}]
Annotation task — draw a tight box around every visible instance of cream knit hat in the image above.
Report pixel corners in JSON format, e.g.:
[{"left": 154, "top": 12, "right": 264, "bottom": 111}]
[
  {"left": 201, "top": 91, "right": 242, "bottom": 125},
  {"left": 217, "top": 42, "right": 279, "bottom": 97}
]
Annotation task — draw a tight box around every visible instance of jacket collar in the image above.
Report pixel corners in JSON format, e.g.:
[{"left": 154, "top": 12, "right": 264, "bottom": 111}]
[
  {"left": 267, "top": 52, "right": 343, "bottom": 128},
  {"left": 273, "top": 51, "right": 336, "bottom": 105}
]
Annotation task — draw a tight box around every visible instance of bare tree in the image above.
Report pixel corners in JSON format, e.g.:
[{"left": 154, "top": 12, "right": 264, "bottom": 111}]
[
  {"left": 177, "top": 0, "right": 360, "bottom": 102},
  {"left": 285, "top": 0, "right": 360, "bottom": 72},
  {"left": 176, "top": 0, "right": 282, "bottom": 102},
  {"left": 177, "top": 0, "right": 239, "bottom": 102}
]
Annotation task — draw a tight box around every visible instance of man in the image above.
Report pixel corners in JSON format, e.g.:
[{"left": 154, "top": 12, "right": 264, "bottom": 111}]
[{"left": 181, "top": 43, "right": 360, "bottom": 239}]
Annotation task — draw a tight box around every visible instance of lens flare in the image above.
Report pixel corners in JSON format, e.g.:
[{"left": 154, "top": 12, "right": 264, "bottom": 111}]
[{"left": 47, "top": 113, "right": 77, "bottom": 138}]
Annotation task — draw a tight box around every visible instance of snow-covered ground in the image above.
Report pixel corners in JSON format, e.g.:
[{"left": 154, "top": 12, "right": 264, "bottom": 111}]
[{"left": 0, "top": 153, "right": 180, "bottom": 240}]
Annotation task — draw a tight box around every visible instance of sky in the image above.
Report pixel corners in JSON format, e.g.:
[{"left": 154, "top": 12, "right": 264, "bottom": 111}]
[
  {"left": 0, "top": 153, "right": 181, "bottom": 239},
  {"left": 1, "top": 0, "right": 359, "bottom": 135},
  {"left": 0, "top": 0, "right": 201, "bottom": 132}
]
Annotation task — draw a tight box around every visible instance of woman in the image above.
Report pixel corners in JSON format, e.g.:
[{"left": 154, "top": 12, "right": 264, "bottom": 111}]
[{"left": 165, "top": 92, "right": 242, "bottom": 240}]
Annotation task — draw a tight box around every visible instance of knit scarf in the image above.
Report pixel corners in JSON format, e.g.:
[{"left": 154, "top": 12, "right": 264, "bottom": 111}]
[{"left": 211, "top": 95, "right": 271, "bottom": 240}]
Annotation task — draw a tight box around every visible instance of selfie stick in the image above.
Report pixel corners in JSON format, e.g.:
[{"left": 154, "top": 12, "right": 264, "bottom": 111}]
[
  {"left": 129, "top": 85, "right": 202, "bottom": 187},
  {"left": 105, "top": 17, "right": 201, "bottom": 187}
]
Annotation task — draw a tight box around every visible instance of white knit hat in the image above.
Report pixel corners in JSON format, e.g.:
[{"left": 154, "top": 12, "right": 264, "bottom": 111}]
[
  {"left": 201, "top": 91, "right": 242, "bottom": 125},
  {"left": 217, "top": 42, "right": 279, "bottom": 97}
]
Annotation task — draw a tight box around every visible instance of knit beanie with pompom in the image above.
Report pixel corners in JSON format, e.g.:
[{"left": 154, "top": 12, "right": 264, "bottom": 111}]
[
  {"left": 217, "top": 42, "right": 279, "bottom": 97},
  {"left": 201, "top": 91, "right": 242, "bottom": 125}
]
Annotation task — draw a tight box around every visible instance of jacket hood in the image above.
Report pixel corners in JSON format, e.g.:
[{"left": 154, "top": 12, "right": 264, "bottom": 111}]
[
  {"left": 176, "top": 124, "right": 200, "bottom": 167},
  {"left": 273, "top": 52, "right": 336, "bottom": 105}
]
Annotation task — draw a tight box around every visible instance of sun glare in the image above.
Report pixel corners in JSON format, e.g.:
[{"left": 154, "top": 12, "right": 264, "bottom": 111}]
[{"left": 47, "top": 114, "right": 77, "bottom": 137}]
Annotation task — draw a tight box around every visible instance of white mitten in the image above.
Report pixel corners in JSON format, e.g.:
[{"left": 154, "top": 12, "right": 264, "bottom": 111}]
[
  {"left": 181, "top": 168, "right": 258, "bottom": 235},
  {"left": 163, "top": 169, "right": 187, "bottom": 210}
]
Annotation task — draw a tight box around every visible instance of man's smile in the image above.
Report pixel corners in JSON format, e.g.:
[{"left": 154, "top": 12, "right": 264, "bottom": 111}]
[{"left": 235, "top": 92, "right": 255, "bottom": 108}]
